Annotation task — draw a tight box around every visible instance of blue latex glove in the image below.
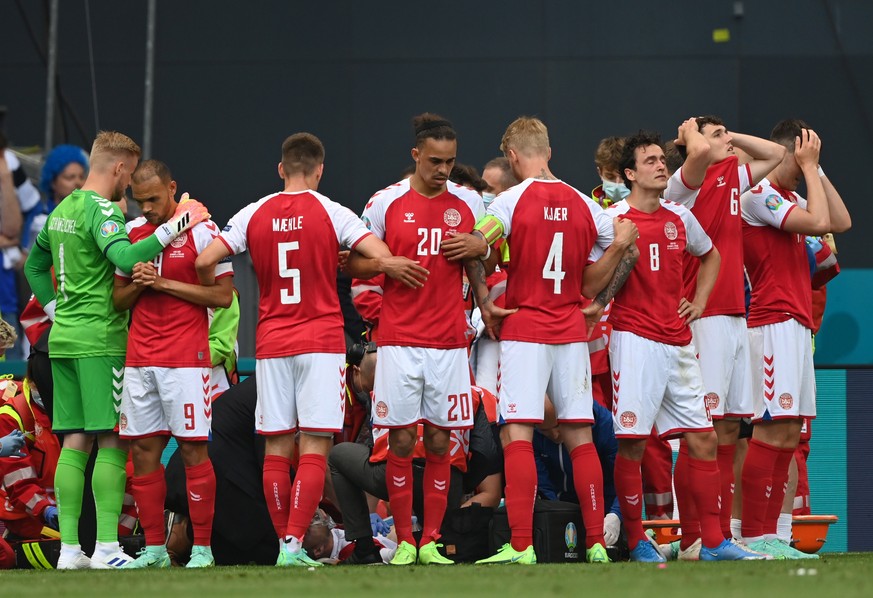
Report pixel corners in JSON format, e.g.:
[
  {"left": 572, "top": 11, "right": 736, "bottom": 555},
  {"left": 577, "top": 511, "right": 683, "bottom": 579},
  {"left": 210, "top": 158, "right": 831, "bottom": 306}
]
[
  {"left": 369, "top": 512, "right": 390, "bottom": 537},
  {"left": 43, "top": 505, "right": 59, "bottom": 530},
  {"left": 0, "top": 430, "right": 26, "bottom": 457}
]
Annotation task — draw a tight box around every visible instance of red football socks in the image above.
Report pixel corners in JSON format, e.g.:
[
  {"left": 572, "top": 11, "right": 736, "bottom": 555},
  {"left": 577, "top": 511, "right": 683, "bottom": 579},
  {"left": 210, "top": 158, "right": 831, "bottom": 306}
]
[
  {"left": 570, "top": 443, "right": 606, "bottom": 548},
  {"left": 185, "top": 460, "right": 216, "bottom": 546},
  {"left": 263, "top": 455, "right": 292, "bottom": 540},
  {"left": 386, "top": 452, "right": 415, "bottom": 545},
  {"left": 503, "top": 440, "right": 536, "bottom": 552},
  {"left": 131, "top": 467, "right": 167, "bottom": 546},
  {"left": 716, "top": 443, "right": 737, "bottom": 538},
  {"left": 420, "top": 451, "right": 451, "bottom": 546},
  {"left": 284, "top": 453, "right": 327, "bottom": 542},
  {"left": 673, "top": 444, "right": 701, "bottom": 549},
  {"left": 614, "top": 454, "right": 647, "bottom": 549},
  {"left": 763, "top": 447, "right": 795, "bottom": 536},
  {"left": 687, "top": 456, "right": 724, "bottom": 548},
  {"left": 740, "top": 438, "right": 780, "bottom": 539}
]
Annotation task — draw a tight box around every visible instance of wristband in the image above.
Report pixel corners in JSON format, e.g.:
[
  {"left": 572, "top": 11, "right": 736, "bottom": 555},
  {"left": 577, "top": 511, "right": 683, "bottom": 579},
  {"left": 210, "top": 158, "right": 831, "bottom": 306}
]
[
  {"left": 817, "top": 165, "right": 825, "bottom": 178},
  {"left": 154, "top": 222, "right": 177, "bottom": 248},
  {"left": 480, "top": 243, "right": 492, "bottom": 262}
]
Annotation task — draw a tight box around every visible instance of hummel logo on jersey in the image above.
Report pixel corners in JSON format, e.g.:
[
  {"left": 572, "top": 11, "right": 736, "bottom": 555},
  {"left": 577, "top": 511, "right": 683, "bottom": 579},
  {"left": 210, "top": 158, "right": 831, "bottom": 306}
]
[
  {"left": 190, "top": 491, "right": 203, "bottom": 502},
  {"left": 716, "top": 176, "right": 726, "bottom": 187},
  {"left": 404, "top": 212, "right": 415, "bottom": 223},
  {"left": 765, "top": 485, "right": 772, "bottom": 499}
]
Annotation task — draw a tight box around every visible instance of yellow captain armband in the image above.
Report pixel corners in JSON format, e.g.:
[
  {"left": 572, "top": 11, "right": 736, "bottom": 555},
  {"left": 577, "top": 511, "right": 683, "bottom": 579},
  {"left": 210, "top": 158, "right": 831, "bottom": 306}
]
[{"left": 475, "top": 215, "right": 505, "bottom": 246}]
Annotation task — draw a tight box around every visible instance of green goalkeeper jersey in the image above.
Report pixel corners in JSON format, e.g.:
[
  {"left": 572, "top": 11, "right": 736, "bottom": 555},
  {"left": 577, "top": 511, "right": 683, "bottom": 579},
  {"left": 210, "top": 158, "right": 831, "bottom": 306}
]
[{"left": 33, "top": 190, "right": 132, "bottom": 358}]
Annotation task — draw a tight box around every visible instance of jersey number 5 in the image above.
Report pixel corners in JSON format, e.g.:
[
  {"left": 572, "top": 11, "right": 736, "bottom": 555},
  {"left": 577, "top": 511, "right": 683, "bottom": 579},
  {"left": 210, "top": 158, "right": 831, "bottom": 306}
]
[
  {"left": 542, "top": 232, "right": 566, "bottom": 294},
  {"left": 278, "top": 241, "right": 301, "bottom": 304}
]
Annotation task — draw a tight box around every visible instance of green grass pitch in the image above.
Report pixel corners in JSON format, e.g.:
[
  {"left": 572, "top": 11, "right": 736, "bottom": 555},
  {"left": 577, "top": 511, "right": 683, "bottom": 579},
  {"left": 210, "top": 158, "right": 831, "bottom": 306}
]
[{"left": 2, "top": 553, "right": 872, "bottom": 597}]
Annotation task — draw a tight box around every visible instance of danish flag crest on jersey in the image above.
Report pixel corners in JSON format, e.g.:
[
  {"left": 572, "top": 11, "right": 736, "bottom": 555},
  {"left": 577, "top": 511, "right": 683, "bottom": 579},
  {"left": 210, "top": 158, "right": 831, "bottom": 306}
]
[
  {"left": 619, "top": 411, "right": 637, "bottom": 428},
  {"left": 443, "top": 208, "right": 461, "bottom": 227}
]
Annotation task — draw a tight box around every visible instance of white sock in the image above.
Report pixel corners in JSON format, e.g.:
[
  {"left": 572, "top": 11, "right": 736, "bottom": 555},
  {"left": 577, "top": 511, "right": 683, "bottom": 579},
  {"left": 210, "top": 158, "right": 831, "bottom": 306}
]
[
  {"left": 730, "top": 518, "right": 742, "bottom": 541},
  {"left": 776, "top": 513, "right": 793, "bottom": 543},
  {"left": 60, "top": 543, "right": 82, "bottom": 556},
  {"left": 284, "top": 535, "right": 302, "bottom": 552},
  {"left": 744, "top": 534, "right": 765, "bottom": 544}
]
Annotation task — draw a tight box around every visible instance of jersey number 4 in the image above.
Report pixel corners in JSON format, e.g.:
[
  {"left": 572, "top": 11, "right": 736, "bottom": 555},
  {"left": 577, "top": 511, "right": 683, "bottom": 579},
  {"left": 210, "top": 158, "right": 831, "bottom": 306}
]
[
  {"left": 278, "top": 242, "right": 301, "bottom": 304},
  {"left": 542, "top": 232, "right": 566, "bottom": 294}
]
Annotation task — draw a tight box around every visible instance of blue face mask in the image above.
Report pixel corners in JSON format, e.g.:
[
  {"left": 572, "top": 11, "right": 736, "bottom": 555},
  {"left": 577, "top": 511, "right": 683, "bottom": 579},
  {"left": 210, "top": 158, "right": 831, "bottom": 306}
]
[
  {"left": 482, "top": 192, "right": 496, "bottom": 208},
  {"left": 602, "top": 179, "right": 630, "bottom": 202}
]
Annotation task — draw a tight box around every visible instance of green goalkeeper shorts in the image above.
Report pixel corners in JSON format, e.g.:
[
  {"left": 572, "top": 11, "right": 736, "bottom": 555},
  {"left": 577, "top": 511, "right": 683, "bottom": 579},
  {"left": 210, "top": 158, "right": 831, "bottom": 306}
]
[{"left": 51, "top": 356, "right": 125, "bottom": 433}]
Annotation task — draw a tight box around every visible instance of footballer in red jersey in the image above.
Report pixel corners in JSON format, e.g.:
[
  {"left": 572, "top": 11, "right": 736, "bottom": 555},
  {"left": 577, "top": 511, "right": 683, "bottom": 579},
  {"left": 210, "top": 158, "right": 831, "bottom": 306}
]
[
  {"left": 356, "top": 114, "right": 484, "bottom": 566},
  {"left": 458, "top": 117, "right": 639, "bottom": 565},
  {"left": 664, "top": 116, "right": 785, "bottom": 543},
  {"left": 112, "top": 160, "right": 233, "bottom": 568},
  {"left": 606, "top": 132, "right": 762, "bottom": 562},
  {"left": 195, "top": 133, "right": 424, "bottom": 567},
  {"left": 737, "top": 122, "right": 850, "bottom": 556}
]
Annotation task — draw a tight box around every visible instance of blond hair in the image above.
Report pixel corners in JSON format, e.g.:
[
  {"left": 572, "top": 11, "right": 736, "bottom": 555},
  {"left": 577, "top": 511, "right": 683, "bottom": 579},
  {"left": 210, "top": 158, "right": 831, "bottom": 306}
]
[
  {"left": 89, "top": 131, "right": 141, "bottom": 171},
  {"left": 500, "top": 116, "right": 549, "bottom": 158}
]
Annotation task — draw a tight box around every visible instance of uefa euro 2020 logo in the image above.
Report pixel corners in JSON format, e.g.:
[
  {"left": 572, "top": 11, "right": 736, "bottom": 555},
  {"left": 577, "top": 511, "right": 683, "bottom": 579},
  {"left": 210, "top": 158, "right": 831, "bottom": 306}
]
[{"left": 565, "top": 522, "right": 578, "bottom": 552}]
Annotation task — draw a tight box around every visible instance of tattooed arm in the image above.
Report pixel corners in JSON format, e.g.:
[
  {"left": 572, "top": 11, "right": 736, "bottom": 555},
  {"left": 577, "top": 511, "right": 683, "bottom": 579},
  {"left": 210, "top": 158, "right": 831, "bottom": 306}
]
[
  {"left": 581, "top": 216, "right": 639, "bottom": 300},
  {"left": 590, "top": 244, "right": 639, "bottom": 308}
]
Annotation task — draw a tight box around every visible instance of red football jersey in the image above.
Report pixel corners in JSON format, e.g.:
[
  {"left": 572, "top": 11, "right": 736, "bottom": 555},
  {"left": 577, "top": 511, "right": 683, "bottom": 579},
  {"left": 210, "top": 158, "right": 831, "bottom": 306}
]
[
  {"left": 485, "top": 179, "right": 613, "bottom": 344},
  {"left": 361, "top": 179, "right": 484, "bottom": 349},
  {"left": 220, "top": 190, "right": 371, "bottom": 358},
  {"left": 665, "top": 156, "right": 752, "bottom": 317},
  {"left": 606, "top": 200, "right": 714, "bottom": 345},
  {"left": 741, "top": 179, "right": 813, "bottom": 330},
  {"left": 119, "top": 218, "right": 232, "bottom": 367}
]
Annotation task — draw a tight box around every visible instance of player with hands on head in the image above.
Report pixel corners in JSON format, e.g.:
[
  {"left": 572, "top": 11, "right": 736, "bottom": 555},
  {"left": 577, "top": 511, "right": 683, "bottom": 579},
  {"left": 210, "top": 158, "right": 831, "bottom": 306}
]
[
  {"left": 665, "top": 116, "right": 785, "bottom": 555},
  {"left": 605, "top": 131, "right": 763, "bottom": 562},
  {"left": 738, "top": 122, "right": 850, "bottom": 559},
  {"left": 23, "top": 131, "right": 208, "bottom": 570}
]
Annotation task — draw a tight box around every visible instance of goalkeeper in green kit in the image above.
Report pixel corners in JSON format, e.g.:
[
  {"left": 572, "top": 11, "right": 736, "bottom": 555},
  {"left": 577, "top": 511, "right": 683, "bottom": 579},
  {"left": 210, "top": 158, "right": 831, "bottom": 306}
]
[{"left": 24, "top": 131, "right": 209, "bottom": 569}]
